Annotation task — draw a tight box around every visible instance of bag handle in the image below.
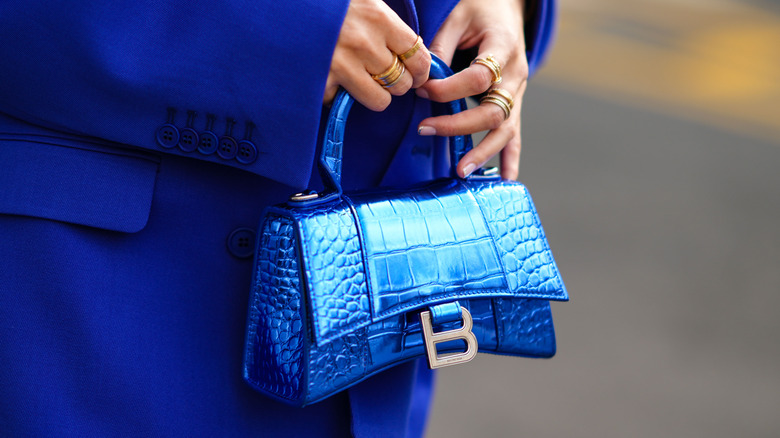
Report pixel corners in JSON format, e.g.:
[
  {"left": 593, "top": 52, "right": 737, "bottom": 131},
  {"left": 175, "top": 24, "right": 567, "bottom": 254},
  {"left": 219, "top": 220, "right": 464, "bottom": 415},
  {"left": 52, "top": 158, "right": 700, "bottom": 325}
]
[{"left": 318, "top": 55, "right": 473, "bottom": 197}]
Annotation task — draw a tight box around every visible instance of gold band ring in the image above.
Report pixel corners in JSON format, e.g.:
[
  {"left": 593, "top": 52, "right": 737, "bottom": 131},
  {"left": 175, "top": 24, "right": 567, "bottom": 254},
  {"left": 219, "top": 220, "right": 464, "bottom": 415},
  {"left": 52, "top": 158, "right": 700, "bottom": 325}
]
[
  {"left": 383, "top": 61, "right": 406, "bottom": 87},
  {"left": 471, "top": 55, "right": 503, "bottom": 84},
  {"left": 371, "top": 56, "right": 406, "bottom": 88},
  {"left": 398, "top": 35, "right": 423, "bottom": 62},
  {"left": 480, "top": 95, "right": 512, "bottom": 121},
  {"left": 486, "top": 88, "right": 515, "bottom": 110}
]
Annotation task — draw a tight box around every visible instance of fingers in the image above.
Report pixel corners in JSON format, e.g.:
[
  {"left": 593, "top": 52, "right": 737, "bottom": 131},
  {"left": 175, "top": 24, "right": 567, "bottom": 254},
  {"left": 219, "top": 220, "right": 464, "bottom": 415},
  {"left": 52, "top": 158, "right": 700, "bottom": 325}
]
[
  {"left": 500, "top": 130, "right": 521, "bottom": 180},
  {"left": 386, "top": 68, "right": 414, "bottom": 97},
  {"left": 417, "top": 103, "right": 508, "bottom": 137},
  {"left": 455, "top": 103, "right": 522, "bottom": 179},
  {"left": 345, "top": 71, "right": 394, "bottom": 112},
  {"left": 380, "top": 6, "right": 430, "bottom": 88},
  {"left": 323, "top": 0, "right": 430, "bottom": 109},
  {"left": 366, "top": 55, "right": 414, "bottom": 97},
  {"left": 419, "top": 75, "right": 526, "bottom": 137},
  {"left": 418, "top": 66, "right": 499, "bottom": 103},
  {"left": 420, "top": 48, "right": 524, "bottom": 105},
  {"left": 454, "top": 112, "right": 516, "bottom": 178},
  {"left": 419, "top": 23, "right": 518, "bottom": 97},
  {"left": 392, "top": 36, "right": 431, "bottom": 88},
  {"left": 366, "top": 34, "right": 429, "bottom": 98},
  {"left": 415, "top": 0, "right": 528, "bottom": 178}
]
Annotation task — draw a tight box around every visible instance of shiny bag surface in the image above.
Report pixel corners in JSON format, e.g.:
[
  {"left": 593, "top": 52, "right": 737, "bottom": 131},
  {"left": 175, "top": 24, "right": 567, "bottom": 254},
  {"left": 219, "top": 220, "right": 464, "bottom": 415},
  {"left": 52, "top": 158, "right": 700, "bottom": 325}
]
[{"left": 242, "top": 57, "right": 568, "bottom": 407}]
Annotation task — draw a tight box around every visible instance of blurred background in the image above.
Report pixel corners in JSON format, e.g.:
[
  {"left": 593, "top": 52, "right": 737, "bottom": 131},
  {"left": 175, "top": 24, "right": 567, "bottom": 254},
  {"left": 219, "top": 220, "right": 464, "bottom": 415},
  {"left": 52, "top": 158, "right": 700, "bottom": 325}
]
[{"left": 427, "top": 0, "right": 780, "bottom": 436}]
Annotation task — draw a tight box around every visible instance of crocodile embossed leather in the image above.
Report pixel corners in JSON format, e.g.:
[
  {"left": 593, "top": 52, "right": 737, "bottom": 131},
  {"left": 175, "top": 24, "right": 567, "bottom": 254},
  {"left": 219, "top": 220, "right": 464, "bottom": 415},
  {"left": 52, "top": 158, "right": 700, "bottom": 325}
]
[{"left": 242, "top": 56, "right": 568, "bottom": 407}]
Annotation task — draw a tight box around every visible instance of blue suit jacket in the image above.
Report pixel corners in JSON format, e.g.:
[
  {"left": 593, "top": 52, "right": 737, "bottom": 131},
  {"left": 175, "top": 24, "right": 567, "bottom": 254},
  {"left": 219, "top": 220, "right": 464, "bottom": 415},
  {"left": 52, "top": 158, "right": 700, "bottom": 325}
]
[{"left": 0, "top": 1, "right": 555, "bottom": 436}]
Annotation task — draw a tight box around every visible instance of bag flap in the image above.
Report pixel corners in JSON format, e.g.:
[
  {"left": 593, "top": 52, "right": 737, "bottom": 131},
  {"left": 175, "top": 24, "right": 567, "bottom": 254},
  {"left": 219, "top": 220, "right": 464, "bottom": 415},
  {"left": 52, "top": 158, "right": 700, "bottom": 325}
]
[{"left": 291, "top": 178, "right": 567, "bottom": 346}]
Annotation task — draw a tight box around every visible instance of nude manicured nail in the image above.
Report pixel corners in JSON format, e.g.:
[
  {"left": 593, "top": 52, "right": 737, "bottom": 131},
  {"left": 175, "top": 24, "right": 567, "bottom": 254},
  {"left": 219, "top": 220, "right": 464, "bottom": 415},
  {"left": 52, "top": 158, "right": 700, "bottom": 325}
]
[
  {"left": 416, "top": 88, "right": 429, "bottom": 99},
  {"left": 462, "top": 163, "right": 476, "bottom": 177},
  {"left": 418, "top": 126, "right": 436, "bottom": 136}
]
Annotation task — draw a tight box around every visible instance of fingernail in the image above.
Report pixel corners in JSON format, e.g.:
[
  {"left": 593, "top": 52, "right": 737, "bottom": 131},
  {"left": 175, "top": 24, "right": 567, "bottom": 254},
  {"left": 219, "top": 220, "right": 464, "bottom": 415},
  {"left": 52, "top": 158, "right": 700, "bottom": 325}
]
[
  {"left": 462, "top": 163, "right": 476, "bottom": 177},
  {"left": 418, "top": 126, "right": 436, "bottom": 136},
  {"left": 416, "top": 88, "right": 429, "bottom": 99}
]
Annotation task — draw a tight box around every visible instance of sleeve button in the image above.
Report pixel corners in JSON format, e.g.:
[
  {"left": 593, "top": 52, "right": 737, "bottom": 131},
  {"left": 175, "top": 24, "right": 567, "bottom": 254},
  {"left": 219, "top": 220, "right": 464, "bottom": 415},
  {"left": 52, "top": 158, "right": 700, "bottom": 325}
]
[
  {"left": 236, "top": 140, "right": 258, "bottom": 164},
  {"left": 217, "top": 136, "right": 238, "bottom": 160},
  {"left": 198, "top": 131, "right": 218, "bottom": 155},
  {"left": 178, "top": 127, "right": 199, "bottom": 152},
  {"left": 156, "top": 124, "right": 179, "bottom": 148},
  {"left": 217, "top": 118, "right": 239, "bottom": 159}
]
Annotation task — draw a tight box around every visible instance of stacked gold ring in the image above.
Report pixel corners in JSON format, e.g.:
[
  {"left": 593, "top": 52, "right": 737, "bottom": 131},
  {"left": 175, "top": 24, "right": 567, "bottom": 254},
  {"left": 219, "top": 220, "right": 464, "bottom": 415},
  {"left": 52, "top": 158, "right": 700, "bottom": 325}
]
[
  {"left": 471, "top": 55, "right": 502, "bottom": 84},
  {"left": 399, "top": 36, "right": 423, "bottom": 62},
  {"left": 371, "top": 56, "right": 406, "bottom": 88},
  {"left": 480, "top": 87, "right": 515, "bottom": 120}
]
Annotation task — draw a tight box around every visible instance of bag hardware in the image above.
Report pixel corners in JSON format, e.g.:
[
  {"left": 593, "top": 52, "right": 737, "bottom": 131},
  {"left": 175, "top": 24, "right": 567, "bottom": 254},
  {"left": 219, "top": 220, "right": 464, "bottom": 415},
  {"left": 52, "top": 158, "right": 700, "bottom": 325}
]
[{"left": 419, "top": 307, "right": 478, "bottom": 369}]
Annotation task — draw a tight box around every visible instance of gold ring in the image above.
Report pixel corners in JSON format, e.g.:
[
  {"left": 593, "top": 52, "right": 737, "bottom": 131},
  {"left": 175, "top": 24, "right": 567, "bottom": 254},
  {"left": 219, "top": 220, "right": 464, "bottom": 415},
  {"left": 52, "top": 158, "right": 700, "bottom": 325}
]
[
  {"left": 480, "top": 95, "right": 511, "bottom": 120},
  {"left": 398, "top": 35, "right": 423, "bottom": 62},
  {"left": 486, "top": 88, "right": 515, "bottom": 110},
  {"left": 371, "top": 56, "right": 405, "bottom": 87},
  {"left": 471, "top": 55, "right": 503, "bottom": 84},
  {"left": 383, "top": 61, "right": 406, "bottom": 87}
]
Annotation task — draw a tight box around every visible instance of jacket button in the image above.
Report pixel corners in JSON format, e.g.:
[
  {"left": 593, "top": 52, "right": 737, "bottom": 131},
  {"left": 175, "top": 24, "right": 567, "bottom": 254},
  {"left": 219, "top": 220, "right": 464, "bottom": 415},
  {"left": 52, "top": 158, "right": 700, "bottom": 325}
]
[
  {"left": 237, "top": 140, "right": 258, "bottom": 164},
  {"left": 198, "top": 131, "right": 219, "bottom": 155},
  {"left": 156, "top": 124, "right": 179, "bottom": 148},
  {"left": 178, "top": 127, "right": 199, "bottom": 152},
  {"left": 218, "top": 136, "right": 238, "bottom": 160},
  {"left": 227, "top": 228, "right": 256, "bottom": 259}
]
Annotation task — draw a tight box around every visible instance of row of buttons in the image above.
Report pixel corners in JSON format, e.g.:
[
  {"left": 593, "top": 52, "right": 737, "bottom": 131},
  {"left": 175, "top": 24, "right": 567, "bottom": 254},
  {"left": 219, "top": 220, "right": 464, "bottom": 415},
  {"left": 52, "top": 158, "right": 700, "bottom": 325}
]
[{"left": 155, "top": 110, "right": 258, "bottom": 165}]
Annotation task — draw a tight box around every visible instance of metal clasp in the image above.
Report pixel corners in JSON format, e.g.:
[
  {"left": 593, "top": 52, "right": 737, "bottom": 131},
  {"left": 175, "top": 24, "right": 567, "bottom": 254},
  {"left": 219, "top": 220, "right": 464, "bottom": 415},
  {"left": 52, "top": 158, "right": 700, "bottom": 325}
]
[
  {"left": 289, "top": 191, "right": 319, "bottom": 202},
  {"left": 465, "top": 166, "right": 501, "bottom": 181},
  {"left": 419, "top": 307, "right": 478, "bottom": 369}
]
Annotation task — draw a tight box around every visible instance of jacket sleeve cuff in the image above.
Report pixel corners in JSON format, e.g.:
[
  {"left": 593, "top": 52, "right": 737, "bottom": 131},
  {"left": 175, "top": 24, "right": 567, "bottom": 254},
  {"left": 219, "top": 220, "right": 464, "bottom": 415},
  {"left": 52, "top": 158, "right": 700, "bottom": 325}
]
[{"left": 0, "top": 0, "right": 351, "bottom": 190}]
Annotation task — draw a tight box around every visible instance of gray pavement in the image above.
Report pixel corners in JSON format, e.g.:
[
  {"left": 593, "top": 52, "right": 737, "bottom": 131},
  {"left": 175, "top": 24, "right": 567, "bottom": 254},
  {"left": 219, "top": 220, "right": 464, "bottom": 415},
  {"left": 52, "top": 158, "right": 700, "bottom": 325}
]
[{"left": 425, "top": 81, "right": 780, "bottom": 437}]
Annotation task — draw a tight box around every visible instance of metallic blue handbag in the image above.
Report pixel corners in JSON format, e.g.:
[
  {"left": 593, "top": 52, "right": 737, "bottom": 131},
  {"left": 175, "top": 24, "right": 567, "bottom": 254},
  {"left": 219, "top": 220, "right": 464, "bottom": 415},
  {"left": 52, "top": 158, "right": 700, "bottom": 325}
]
[{"left": 242, "top": 57, "right": 568, "bottom": 407}]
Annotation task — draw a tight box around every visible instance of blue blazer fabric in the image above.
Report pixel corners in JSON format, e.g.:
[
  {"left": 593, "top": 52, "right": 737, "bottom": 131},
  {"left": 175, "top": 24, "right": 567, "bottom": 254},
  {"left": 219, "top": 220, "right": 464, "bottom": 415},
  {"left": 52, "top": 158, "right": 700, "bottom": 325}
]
[{"left": 0, "top": 0, "right": 556, "bottom": 436}]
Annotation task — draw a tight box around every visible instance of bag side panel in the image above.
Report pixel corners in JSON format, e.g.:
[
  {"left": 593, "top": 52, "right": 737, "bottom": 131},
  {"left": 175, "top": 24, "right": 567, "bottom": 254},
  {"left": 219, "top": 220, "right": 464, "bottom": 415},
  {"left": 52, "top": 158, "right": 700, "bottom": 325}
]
[
  {"left": 305, "top": 326, "right": 373, "bottom": 404},
  {"left": 243, "top": 213, "right": 306, "bottom": 404}
]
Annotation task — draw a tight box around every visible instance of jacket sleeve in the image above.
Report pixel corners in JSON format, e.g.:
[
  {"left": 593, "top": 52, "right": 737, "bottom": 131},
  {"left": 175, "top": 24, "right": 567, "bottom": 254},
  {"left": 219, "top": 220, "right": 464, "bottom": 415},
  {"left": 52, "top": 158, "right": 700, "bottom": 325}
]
[{"left": 0, "top": 0, "right": 349, "bottom": 189}]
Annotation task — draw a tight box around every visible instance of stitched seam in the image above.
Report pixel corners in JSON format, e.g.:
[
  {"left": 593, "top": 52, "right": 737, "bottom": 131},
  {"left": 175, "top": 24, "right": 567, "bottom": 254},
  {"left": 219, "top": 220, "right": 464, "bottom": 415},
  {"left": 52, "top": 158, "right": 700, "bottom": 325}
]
[
  {"left": 374, "top": 287, "right": 559, "bottom": 319},
  {"left": 371, "top": 273, "right": 506, "bottom": 300}
]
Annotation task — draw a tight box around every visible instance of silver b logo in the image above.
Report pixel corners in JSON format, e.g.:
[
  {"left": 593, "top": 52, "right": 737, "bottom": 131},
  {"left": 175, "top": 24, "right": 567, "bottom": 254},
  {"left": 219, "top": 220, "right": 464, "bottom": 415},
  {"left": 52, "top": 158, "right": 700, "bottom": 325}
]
[{"left": 419, "top": 307, "right": 478, "bottom": 369}]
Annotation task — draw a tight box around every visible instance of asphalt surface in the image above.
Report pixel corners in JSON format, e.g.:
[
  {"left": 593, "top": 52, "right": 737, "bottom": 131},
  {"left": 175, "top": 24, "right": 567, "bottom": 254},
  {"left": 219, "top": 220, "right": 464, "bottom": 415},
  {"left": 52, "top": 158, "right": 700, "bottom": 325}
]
[{"left": 426, "top": 1, "right": 780, "bottom": 436}]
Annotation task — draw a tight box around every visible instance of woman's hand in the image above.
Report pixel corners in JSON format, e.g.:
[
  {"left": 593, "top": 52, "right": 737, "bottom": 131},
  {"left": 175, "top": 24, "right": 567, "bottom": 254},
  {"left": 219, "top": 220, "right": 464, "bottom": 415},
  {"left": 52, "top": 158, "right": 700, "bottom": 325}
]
[
  {"left": 416, "top": 0, "right": 528, "bottom": 180},
  {"left": 324, "top": 0, "right": 432, "bottom": 111}
]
